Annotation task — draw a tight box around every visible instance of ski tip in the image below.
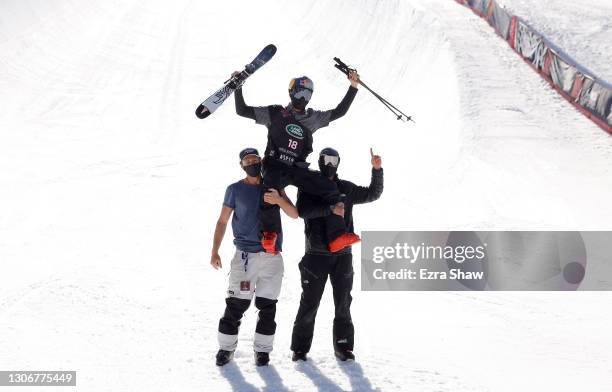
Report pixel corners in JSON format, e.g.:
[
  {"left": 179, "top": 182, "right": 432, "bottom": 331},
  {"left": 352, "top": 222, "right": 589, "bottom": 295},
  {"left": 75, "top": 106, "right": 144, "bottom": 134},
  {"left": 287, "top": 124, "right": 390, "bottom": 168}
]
[
  {"left": 195, "top": 105, "right": 211, "bottom": 119},
  {"left": 264, "top": 44, "right": 277, "bottom": 54}
]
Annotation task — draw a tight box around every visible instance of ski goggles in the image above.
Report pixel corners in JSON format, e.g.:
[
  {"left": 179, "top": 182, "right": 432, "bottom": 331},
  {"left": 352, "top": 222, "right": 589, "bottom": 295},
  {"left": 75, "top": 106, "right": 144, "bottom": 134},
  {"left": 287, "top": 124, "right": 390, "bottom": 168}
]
[
  {"left": 320, "top": 154, "right": 340, "bottom": 167},
  {"left": 289, "top": 78, "right": 313, "bottom": 101}
]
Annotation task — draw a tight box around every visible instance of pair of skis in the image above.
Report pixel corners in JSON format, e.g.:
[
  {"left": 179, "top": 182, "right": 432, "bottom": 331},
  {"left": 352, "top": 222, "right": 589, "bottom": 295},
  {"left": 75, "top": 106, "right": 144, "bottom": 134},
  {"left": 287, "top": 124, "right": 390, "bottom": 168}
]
[{"left": 195, "top": 44, "right": 413, "bottom": 124}]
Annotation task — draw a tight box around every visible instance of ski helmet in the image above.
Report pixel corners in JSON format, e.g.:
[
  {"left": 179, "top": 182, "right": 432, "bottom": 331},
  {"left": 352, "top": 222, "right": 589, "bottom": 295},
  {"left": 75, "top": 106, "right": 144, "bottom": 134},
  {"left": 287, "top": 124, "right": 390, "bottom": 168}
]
[
  {"left": 288, "top": 76, "right": 313, "bottom": 110},
  {"left": 318, "top": 147, "right": 340, "bottom": 178}
]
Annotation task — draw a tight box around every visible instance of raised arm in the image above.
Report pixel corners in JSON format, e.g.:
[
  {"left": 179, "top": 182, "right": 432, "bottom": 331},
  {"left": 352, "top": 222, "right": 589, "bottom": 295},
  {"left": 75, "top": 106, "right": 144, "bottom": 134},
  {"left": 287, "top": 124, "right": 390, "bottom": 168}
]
[
  {"left": 329, "top": 70, "right": 360, "bottom": 122},
  {"left": 235, "top": 87, "right": 257, "bottom": 120},
  {"left": 351, "top": 149, "right": 384, "bottom": 205},
  {"left": 211, "top": 205, "right": 233, "bottom": 269},
  {"left": 232, "top": 71, "right": 273, "bottom": 126}
]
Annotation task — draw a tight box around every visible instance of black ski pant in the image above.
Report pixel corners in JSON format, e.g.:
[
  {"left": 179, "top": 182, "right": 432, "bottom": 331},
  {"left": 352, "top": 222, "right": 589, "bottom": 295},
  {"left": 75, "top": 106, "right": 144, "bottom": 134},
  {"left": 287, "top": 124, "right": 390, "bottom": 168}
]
[
  {"left": 291, "top": 253, "right": 354, "bottom": 353},
  {"left": 218, "top": 296, "right": 278, "bottom": 337},
  {"left": 261, "top": 158, "right": 346, "bottom": 242}
]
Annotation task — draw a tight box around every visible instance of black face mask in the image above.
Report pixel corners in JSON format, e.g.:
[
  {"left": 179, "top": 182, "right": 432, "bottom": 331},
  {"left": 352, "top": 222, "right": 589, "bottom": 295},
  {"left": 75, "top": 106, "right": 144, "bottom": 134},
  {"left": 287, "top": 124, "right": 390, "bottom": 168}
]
[
  {"left": 243, "top": 163, "right": 262, "bottom": 177},
  {"left": 291, "top": 96, "right": 308, "bottom": 111},
  {"left": 319, "top": 164, "right": 337, "bottom": 178}
]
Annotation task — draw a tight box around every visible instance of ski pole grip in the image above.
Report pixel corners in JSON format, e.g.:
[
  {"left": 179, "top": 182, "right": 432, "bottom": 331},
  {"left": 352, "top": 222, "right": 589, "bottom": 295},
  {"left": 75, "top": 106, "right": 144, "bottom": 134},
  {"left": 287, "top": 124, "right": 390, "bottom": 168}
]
[
  {"left": 334, "top": 64, "right": 349, "bottom": 75},
  {"left": 334, "top": 57, "right": 348, "bottom": 68},
  {"left": 334, "top": 57, "right": 356, "bottom": 78}
]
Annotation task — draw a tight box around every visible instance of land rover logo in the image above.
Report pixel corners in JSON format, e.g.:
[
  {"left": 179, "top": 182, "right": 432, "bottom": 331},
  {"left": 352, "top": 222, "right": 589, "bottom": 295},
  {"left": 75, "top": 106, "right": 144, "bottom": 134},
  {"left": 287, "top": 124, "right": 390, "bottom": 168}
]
[{"left": 285, "top": 124, "right": 304, "bottom": 139}]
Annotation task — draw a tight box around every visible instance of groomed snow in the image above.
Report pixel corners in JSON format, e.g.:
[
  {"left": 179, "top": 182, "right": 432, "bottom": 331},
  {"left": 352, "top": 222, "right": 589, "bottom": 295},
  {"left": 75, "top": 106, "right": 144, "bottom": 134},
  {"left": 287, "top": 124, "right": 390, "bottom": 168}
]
[{"left": 1, "top": 0, "right": 612, "bottom": 391}]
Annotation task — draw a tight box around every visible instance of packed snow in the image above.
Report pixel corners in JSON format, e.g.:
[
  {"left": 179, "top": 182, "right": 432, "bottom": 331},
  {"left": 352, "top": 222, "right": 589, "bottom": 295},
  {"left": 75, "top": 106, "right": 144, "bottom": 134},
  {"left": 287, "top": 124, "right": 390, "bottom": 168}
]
[{"left": 1, "top": 0, "right": 611, "bottom": 391}]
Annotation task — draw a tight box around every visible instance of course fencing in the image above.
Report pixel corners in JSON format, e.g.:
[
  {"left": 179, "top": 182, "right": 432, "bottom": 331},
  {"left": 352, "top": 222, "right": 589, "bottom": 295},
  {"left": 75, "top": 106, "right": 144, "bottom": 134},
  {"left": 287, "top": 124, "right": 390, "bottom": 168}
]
[{"left": 455, "top": 0, "right": 612, "bottom": 134}]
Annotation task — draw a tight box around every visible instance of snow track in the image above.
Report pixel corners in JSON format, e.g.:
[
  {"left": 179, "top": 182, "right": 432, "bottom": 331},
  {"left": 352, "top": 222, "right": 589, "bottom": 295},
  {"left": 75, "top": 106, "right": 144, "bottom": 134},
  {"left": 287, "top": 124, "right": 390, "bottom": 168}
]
[{"left": 1, "top": 0, "right": 612, "bottom": 391}]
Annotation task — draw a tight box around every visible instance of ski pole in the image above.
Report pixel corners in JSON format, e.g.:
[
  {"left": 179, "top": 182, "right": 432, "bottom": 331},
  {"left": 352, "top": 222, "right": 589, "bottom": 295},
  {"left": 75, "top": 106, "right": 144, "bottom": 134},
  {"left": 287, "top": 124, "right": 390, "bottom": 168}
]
[
  {"left": 334, "top": 59, "right": 402, "bottom": 118},
  {"left": 333, "top": 57, "right": 414, "bottom": 123},
  {"left": 335, "top": 58, "right": 412, "bottom": 122},
  {"left": 360, "top": 80, "right": 413, "bottom": 123}
]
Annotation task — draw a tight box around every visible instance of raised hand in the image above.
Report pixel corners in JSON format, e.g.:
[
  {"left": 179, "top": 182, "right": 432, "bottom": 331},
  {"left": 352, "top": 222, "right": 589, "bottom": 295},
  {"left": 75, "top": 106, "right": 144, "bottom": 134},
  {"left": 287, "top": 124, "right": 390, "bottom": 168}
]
[
  {"left": 370, "top": 148, "right": 382, "bottom": 170},
  {"left": 348, "top": 70, "right": 360, "bottom": 88}
]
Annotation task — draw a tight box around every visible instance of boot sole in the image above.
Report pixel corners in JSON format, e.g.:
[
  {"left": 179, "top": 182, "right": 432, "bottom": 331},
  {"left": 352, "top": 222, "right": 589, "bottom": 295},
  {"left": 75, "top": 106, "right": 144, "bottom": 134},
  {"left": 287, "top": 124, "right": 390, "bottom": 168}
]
[{"left": 334, "top": 352, "right": 355, "bottom": 362}]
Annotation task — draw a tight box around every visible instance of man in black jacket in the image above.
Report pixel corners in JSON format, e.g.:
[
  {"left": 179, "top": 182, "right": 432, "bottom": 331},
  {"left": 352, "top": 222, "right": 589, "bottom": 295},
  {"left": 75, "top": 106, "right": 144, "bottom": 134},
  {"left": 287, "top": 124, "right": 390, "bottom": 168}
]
[
  {"left": 291, "top": 147, "right": 383, "bottom": 362},
  {"left": 232, "top": 71, "right": 361, "bottom": 254}
]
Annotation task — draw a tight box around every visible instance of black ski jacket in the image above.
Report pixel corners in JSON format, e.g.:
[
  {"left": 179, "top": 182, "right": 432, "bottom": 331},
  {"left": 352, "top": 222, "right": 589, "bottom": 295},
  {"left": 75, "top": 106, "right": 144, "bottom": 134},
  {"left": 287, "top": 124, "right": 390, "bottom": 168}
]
[{"left": 297, "top": 168, "right": 384, "bottom": 255}]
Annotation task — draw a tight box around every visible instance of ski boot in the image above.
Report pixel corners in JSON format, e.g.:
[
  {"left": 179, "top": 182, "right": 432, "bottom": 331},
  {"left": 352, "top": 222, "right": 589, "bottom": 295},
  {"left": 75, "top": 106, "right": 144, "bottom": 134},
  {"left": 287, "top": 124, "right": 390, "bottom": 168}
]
[
  {"left": 292, "top": 351, "right": 308, "bottom": 362},
  {"left": 216, "top": 349, "right": 234, "bottom": 366},
  {"left": 254, "top": 351, "right": 270, "bottom": 366},
  {"left": 261, "top": 232, "right": 278, "bottom": 254},
  {"left": 334, "top": 350, "right": 355, "bottom": 362},
  {"left": 329, "top": 233, "right": 361, "bottom": 253}
]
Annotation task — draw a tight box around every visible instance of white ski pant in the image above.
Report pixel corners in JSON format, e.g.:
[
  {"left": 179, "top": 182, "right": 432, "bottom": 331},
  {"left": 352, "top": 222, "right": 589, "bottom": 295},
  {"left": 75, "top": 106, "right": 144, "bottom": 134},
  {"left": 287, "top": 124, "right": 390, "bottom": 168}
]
[{"left": 218, "top": 249, "right": 284, "bottom": 353}]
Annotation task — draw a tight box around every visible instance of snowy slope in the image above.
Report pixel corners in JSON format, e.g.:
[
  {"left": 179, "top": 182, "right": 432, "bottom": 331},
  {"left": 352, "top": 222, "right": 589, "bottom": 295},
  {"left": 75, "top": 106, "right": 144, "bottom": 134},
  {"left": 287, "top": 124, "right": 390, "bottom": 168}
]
[
  {"left": 1, "top": 0, "right": 612, "bottom": 391},
  {"left": 498, "top": 0, "right": 612, "bottom": 81}
]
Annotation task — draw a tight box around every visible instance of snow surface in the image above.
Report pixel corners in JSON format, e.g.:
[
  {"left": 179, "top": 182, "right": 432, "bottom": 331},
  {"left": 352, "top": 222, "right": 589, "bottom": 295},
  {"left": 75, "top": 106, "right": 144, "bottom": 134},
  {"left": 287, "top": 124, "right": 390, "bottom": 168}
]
[
  {"left": 498, "top": 0, "right": 612, "bottom": 81},
  {"left": 1, "top": 0, "right": 612, "bottom": 391}
]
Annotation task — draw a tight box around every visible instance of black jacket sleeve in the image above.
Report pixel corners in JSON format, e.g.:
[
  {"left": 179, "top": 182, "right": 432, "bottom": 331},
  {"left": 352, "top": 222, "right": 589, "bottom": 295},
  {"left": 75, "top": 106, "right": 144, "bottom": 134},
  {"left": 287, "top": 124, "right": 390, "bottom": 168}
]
[
  {"left": 349, "top": 168, "right": 384, "bottom": 205},
  {"left": 329, "top": 86, "right": 358, "bottom": 122},
  {"left": 234, "top": 88, "right": 256, "bottom": 120},
  {"left": 297, "top": 190, "right": 333, "bottom": 219}
]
